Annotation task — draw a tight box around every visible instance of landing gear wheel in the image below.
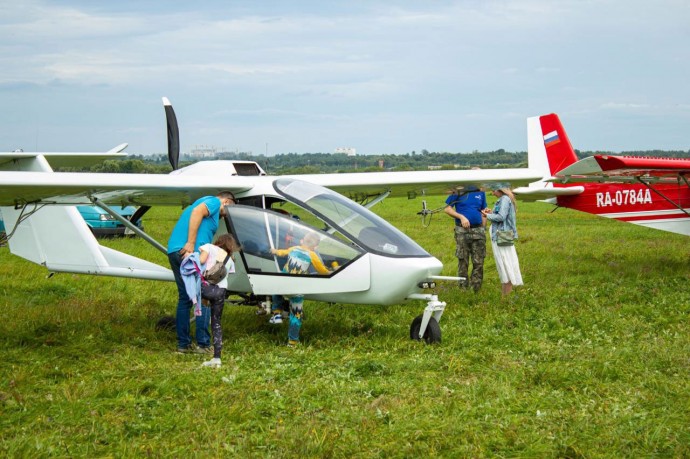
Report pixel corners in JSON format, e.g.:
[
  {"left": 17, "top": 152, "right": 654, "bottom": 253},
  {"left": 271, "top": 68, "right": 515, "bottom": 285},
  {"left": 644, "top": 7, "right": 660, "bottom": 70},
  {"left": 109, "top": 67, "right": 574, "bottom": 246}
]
[
  {"left": 155, "top": 315, "right": 176, "bottom": 331},
  {"left": 409, "top": 315, "right": 441, "bottom": 344}
]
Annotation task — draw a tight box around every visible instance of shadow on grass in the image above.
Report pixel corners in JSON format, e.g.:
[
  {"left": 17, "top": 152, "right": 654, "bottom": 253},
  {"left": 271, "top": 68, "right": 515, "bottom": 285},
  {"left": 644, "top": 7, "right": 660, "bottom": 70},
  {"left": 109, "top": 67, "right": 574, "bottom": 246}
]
[{"left": 224, "top": 304, "right": 384, "bottom": 346}]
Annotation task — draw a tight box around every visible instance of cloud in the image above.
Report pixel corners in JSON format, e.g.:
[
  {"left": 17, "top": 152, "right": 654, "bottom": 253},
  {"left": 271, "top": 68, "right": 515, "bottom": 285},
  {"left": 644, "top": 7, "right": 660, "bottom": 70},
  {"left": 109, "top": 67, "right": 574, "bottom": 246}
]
[
  {"left": 1, "top": 0, "right": 689, "bottom": 153},
  {"left": 600, "top": 102, "right": 651, "bottom": 110}
]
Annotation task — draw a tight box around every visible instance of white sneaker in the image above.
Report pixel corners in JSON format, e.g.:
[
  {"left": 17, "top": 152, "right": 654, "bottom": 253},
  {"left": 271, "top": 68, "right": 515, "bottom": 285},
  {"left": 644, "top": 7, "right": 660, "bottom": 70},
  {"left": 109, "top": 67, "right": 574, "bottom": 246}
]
[
  {"left": 201, "top": 358, "right": 221, "bottom": 368},
  {"left": 269, "top": 313, "right": 283, "bottom": 324}
]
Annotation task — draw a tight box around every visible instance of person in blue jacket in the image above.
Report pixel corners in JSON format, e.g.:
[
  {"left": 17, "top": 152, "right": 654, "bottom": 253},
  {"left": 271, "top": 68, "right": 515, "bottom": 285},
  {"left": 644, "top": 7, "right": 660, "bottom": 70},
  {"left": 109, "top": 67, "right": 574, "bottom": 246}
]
[
  {"left": 167, "top": 191, "right": 236, "bottom": 354},
  {"left": 444, "top": 185, "right": 488, "bottom": 292},
  {"left": 482, "top": 186, "right": 523, "bottom": 297}
]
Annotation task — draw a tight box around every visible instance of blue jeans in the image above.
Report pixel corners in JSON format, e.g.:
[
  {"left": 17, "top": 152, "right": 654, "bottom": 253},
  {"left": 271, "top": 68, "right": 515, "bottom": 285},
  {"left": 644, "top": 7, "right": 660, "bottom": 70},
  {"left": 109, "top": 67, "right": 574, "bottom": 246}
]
[
  {"left": 271, "top": 295, "right": 289, "bottom": 314},
  {"left": 168, "top": 251, "right": 211, "bottom": 349}
]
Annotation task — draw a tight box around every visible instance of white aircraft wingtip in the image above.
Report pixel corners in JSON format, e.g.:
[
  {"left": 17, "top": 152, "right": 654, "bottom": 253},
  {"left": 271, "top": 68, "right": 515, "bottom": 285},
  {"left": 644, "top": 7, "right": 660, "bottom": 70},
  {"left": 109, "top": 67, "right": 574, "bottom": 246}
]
[
  {"left": 162, "top": 97, "right": 171, "bottom": 106},
  {"left": 108, "top": 143, "right": 128, "bottom": 153}
]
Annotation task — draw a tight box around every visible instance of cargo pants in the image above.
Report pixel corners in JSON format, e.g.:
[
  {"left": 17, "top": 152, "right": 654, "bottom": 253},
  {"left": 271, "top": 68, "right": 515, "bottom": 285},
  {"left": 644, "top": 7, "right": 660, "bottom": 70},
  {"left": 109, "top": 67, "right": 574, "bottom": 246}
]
[{"left": 453, "top": 226, "right": 487, "bottom": 292}]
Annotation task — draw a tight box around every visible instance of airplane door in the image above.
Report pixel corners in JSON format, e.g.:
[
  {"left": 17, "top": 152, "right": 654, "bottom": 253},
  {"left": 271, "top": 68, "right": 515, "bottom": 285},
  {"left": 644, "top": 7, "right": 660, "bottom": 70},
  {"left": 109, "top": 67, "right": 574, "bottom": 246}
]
[
  {"left": 224, "top": 205, "right": 370, "bottom": 296},
  {"left": 224, "top": 246, "right": 252, "bottom": 293}
]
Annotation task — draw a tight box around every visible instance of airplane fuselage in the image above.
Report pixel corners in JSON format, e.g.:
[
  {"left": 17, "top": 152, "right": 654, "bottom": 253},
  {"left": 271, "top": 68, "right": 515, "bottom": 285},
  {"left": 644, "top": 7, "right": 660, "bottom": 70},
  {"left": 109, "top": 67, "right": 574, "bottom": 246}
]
[{"left": 555, "top": 182, "right": 690, "bottom": 236}]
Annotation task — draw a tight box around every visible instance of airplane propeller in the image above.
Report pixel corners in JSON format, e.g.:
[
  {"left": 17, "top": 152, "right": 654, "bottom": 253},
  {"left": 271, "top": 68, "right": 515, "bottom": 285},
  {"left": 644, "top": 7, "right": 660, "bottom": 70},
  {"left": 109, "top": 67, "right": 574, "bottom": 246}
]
[
  {"left": 130, "top": 97, "right": 179, "bottom": 226},
  {"left": 163, "top": 97, "right": 180, "bottom": 171}
]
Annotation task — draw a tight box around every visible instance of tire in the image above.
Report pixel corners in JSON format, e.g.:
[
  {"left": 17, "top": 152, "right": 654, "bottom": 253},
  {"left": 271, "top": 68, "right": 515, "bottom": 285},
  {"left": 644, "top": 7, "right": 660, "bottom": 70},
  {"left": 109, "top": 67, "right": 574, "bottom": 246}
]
[
  {"left": 155, "top": 315, "right": 176, "bottom": 331},
  {"left": 409, "top": 315, "right": 441, "bottom": 344}
]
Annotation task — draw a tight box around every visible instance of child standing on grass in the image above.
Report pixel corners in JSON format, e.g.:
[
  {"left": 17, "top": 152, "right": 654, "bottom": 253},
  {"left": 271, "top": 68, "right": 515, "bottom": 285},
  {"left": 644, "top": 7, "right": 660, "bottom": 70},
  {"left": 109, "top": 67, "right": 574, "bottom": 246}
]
[
  {"left": 198, "top": 233, "right": 238, "bottom": 368},
  {"left": 270, "top": 231, "right": 332, "bottom": 347}
]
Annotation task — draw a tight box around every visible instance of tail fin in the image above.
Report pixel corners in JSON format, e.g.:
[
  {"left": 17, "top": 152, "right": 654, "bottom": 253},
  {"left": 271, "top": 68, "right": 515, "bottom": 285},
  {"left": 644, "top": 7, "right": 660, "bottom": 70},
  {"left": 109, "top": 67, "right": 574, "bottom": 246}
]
[
  {"left": 1, "top": 155, "right": 172, "bottom": 281},
  {"left": 527, "top": 113, "right": 578, "bottom": 177},
  {"left": 515, "top": 113, "right": 585, "bottom": 201}
]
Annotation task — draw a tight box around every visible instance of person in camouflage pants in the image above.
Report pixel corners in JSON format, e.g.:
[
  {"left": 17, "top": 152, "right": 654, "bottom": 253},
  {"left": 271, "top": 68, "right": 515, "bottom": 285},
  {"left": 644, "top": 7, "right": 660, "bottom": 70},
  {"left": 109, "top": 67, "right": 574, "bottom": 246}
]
[
  {"left": 453, "top": 226, "right": 486, "bottom": 291},
  {"left": 444, "top": 186, "right": 488, "bottom": 292}
]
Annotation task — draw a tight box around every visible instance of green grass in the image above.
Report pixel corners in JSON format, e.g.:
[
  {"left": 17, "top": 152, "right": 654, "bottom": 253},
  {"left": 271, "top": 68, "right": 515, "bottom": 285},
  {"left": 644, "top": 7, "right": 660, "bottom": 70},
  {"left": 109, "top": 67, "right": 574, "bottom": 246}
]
[{"left": 1, "top": 198, "right": 689, "bottom": 457}]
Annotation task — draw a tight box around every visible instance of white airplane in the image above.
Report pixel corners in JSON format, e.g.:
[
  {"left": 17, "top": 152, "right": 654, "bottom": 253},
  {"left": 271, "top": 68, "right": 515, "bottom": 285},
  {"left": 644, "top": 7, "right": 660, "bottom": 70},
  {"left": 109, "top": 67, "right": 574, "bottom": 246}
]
[{"left": 0, "top": 98, "right": 543, "bottom": 344}]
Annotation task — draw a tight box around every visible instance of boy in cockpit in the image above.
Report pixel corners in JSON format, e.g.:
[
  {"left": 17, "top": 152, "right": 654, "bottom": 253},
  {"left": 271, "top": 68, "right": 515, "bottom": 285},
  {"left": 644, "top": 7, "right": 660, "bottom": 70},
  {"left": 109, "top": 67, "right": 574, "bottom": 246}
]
[{"left": 270, "top": 231, "right": 332, "bottom": 346}]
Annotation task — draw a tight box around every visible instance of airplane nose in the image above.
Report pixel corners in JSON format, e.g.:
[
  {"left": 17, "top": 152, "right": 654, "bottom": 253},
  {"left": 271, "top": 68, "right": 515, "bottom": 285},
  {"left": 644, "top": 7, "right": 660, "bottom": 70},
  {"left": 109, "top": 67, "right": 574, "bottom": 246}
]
[{"left": 369, "top": 254, "right": 443, "bottom": 304}]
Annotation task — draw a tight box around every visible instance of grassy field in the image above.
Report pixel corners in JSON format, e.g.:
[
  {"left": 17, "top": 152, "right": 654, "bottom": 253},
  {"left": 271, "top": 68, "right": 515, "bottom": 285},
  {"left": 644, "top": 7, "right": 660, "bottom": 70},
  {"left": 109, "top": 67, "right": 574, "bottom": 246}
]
[{"left": 1, "top": 196, "right": 689, "bottom": 457}]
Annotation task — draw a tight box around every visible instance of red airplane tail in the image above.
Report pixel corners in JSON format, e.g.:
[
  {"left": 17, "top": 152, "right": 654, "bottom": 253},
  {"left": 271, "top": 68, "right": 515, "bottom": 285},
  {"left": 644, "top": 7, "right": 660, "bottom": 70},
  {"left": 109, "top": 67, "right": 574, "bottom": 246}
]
[
  {"left": 527, "top": 113, "right": 578, "bottom": 177},
  {"left": 523, "top": 113, "right": 690, "bottom": 237}
]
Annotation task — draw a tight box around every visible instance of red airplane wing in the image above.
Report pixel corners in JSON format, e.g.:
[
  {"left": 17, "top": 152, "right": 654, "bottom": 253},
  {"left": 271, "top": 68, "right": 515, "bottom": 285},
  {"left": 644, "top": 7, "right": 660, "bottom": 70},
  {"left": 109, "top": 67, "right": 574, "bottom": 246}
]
[{"left": 556, "top": 155, "right": 690, "bottom": 183}]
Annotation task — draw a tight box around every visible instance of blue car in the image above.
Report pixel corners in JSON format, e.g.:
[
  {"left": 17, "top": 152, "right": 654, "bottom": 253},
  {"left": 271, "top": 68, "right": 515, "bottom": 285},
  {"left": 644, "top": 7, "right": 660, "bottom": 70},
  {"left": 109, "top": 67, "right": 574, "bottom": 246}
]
[
  {"left": 0, "top": 206, "right": 143, "bottom": 239},
  {"left": 77, "top": 205, "right": 144, "bottom": 237}
]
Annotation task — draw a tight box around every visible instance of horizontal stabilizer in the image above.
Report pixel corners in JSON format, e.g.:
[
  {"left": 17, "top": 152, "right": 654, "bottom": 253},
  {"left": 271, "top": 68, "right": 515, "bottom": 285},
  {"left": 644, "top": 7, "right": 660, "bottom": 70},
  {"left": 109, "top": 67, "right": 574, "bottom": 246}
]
[
  {"left": 0, "top": 147, "right": 128, "bottom": 169},
  {"left": 513, "top": 184, "right": 584, "bottom": 201}
]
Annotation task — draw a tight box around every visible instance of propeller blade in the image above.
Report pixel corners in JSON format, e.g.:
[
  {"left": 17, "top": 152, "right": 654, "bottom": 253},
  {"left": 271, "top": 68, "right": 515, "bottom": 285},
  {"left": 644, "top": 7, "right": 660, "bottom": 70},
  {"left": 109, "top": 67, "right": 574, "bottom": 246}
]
[
  {"left": 130, "top": 205, "right": 150, "bottom": 226},
  {"left": 162, "top": 97, "right": 179, "bottom": 171}
]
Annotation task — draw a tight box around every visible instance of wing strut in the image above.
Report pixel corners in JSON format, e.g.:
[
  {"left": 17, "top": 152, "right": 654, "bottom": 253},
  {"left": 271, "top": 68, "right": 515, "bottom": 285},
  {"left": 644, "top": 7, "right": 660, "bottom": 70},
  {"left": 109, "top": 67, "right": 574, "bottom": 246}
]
[
  {"left": 363, "top": 190, "right": 390, "bottom": 209},
  {"left": 636, "top": 176, "right": 690, "bottom": 218},
  {"left": 92, "top": 199, "right": 168, "bottom": 253}
]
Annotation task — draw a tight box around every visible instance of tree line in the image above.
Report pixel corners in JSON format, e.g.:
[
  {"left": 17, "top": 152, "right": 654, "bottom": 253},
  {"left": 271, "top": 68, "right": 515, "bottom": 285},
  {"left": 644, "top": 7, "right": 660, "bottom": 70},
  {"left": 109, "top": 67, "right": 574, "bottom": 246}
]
[{"left": 56, "top": 148, "right": 690, "bottom": 174}]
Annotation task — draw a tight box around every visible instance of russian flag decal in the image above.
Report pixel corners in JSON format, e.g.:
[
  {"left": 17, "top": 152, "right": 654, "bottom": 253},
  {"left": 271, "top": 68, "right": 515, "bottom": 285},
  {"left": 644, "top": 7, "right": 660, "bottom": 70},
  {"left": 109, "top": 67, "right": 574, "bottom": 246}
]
[{"left": 543, "top": 130, "right": 560, "bottom": 147}]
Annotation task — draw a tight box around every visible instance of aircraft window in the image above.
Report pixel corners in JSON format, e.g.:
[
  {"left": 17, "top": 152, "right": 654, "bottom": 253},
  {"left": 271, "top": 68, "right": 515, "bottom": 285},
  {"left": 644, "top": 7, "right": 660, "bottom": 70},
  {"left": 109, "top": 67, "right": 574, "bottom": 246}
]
[
  {"left": 236, "top": 195, "right": 264, "bottom": 208},
  {"left": 270, "top": 201, "right": 321, "bottom": 229},
  {"left": 233, "top": 163, "right": 263, "bottom": 176},
  {"left": 270, "top": 201, "right": 354, "bottom": 246},
  {"left": 226, "top": 205, "right": 362, "bottom": 276},
  {"left": 274, "top": 178, "right": 430, "bottom": 257}
]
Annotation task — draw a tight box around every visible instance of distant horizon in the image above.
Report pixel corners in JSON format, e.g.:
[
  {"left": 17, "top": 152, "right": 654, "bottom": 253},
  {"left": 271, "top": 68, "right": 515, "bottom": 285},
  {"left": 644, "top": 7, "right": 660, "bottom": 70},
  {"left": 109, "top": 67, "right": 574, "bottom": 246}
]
[{"left": 131, "top": 147, "right": 690, "bottom": 158}]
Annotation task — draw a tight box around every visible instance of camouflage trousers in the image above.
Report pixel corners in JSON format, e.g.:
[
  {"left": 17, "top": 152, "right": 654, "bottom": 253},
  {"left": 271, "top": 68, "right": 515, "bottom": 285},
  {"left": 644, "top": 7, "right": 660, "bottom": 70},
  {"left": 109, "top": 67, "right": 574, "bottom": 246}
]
[{"left": 453, "top": 226, "right": 487, "bottom": 292}]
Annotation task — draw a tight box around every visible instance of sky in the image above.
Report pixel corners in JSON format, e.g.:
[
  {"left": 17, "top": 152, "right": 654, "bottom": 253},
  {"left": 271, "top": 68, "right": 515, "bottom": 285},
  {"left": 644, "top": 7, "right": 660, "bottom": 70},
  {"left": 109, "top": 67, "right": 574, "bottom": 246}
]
[{"left": 1, "top": 0, "right": 689, "bottom": 156}]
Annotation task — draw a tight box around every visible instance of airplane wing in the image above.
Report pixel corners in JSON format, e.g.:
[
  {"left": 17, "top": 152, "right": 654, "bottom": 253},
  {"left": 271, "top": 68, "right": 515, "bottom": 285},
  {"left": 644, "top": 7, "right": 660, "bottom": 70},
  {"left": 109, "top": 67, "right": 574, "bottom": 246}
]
[
  {"left": 289, "top": 168, "right": 544, "bottom": 200},
  {"left": 0, "top": 167, "right": 544, "bottom": 207},
  {"left": 554, "top": 155, "right": 690, "bottom": 184},
  {"left": 0, "top": 148, "right": 544, "bottom": 206},
  {"left": 0, "top": 170, "right": 258, "bottom": 206},
  {"left": 0, "top": 155, "right": 260, "bottom": 281}
]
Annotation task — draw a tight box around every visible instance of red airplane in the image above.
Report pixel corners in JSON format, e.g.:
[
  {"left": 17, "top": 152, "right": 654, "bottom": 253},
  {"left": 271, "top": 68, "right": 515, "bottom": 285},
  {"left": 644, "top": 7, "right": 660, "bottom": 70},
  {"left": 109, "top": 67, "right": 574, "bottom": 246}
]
[{"left": 514, "top": 113, "right": 690, "bottom": 237}]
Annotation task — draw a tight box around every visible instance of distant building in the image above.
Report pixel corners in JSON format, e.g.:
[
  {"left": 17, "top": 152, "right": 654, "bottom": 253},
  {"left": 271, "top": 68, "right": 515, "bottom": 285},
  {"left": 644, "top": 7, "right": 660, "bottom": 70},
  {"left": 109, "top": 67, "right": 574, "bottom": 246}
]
[
  {"left": 335, "top": 147, "right": 356, "bottom": 156},
  {"left": 189, "top": 145, "right": 218, "bottom": 159}
]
